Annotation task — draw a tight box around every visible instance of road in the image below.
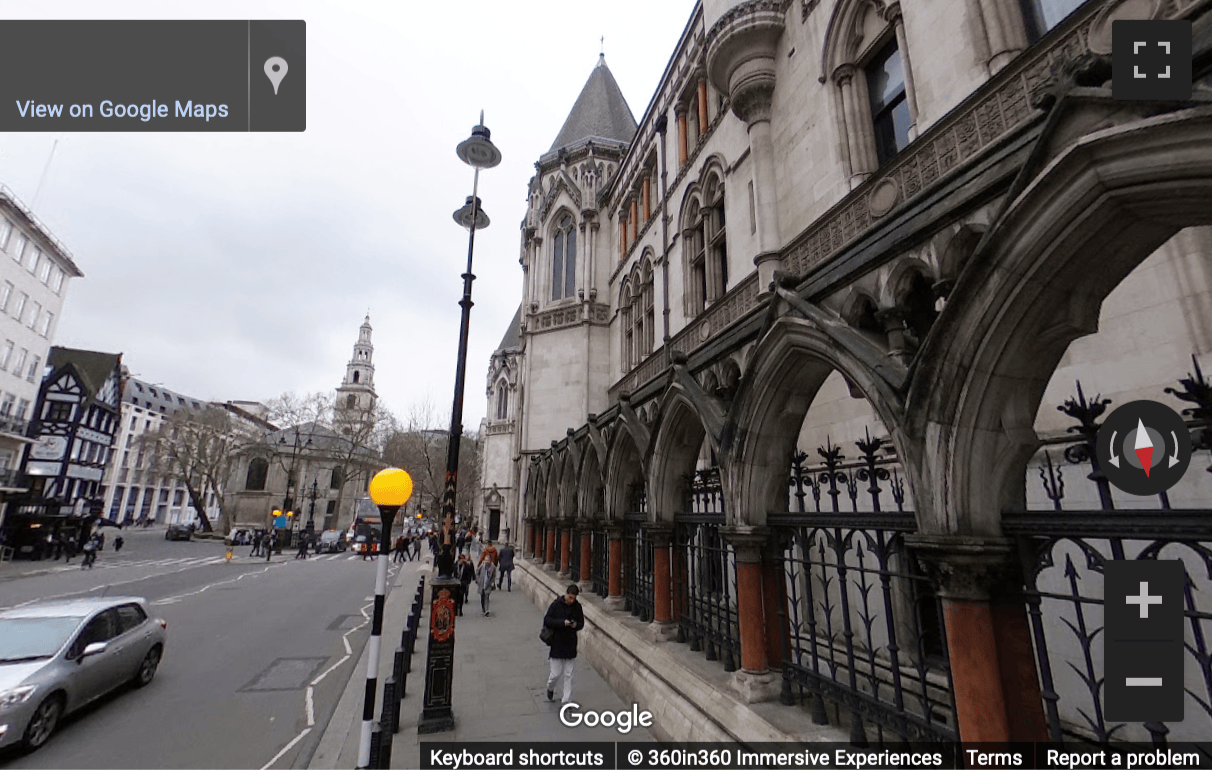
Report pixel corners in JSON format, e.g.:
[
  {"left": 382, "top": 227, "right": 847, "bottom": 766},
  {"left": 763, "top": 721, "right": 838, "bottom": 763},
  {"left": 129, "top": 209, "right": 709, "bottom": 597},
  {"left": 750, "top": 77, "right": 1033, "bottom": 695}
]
[{"left": 0, "top": 526, "right": 419, "bottom": 769}]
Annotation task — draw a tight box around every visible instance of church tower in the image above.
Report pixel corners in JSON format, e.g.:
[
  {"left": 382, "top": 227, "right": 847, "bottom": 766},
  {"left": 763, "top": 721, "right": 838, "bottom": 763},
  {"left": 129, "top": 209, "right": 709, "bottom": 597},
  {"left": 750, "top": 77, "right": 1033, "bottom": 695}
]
[{"left": 335, "top": 314, "right": 376, "bottom": 416}]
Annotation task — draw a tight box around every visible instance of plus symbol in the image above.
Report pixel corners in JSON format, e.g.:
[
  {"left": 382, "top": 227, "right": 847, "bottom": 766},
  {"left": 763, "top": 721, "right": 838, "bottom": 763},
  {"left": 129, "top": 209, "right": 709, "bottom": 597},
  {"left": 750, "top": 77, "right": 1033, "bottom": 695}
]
[{"left": 1126, "top": 581, "right": 1163, "bottom": 619}]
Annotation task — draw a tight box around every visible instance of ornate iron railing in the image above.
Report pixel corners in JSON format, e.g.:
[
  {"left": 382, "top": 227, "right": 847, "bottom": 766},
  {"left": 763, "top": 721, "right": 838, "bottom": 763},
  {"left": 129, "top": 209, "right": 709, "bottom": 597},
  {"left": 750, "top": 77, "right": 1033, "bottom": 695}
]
[
  {"left": 1004, "top": 369, "right": 1212, "bottom": 745},
  {"left": 623, "top": 483, "right": 654, "bottom": 621},
  {"left": 772, "top": 442, "right": 956, "bottom": 745},
  {"left": 591, "top": 525, "right": 610, "bottom": 597},
  {"left": 568, "top": 524, "right": 583, "bottom": 582}
]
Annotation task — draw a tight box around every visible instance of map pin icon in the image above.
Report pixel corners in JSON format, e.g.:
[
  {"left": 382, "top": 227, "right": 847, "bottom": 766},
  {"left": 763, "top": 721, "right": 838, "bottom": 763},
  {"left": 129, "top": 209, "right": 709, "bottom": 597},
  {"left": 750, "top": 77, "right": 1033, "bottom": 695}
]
[{"left": 264, "top": 57, "right": 288, "bottom": 95}]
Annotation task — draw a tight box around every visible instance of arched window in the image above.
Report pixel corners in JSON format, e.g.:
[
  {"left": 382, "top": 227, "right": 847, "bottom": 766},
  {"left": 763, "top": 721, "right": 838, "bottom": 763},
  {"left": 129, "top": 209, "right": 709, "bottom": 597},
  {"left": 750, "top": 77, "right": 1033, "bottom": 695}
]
[
  {"left": 620, "top": 277, "right": 633, "bottom": 371},
  {"left": 550, "top": 215, "right": 577, "bottom": 301},
  {"left": 684, "top": 199, "right": 708, "bottom": 317},
  {"left": 641, "top": 260, "right": 655, "bottom": 356},
  {"left": 353, "top": 371, "right": 360, "bottom": 383},
  {"left": 823, "top": 1, "right": 919, "bottom": 181},
  {"left": 330, "top": 466, "right": 344, "bottom": 489},
  {"left": 704, "top": 177, "right": 728, "bottom": 301},
  {"left": 346, "top": 394, "right": 356, "bottom": 409},
  {"left": 631, "top": 278, "right": 644, "bottom": 365},
  {"left": 495, "top": 381, "right": 509, "bottom": 420},
  {"left": 245, "top": 458, "right": 268, "bottom": 490}
]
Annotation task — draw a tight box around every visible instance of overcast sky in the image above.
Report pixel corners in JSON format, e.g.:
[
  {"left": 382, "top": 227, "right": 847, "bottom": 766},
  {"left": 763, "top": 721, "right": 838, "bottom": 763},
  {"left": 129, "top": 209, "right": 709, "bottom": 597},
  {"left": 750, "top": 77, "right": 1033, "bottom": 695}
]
[{"left": 2, "top": 0, "right": 696, "bottom": 428}]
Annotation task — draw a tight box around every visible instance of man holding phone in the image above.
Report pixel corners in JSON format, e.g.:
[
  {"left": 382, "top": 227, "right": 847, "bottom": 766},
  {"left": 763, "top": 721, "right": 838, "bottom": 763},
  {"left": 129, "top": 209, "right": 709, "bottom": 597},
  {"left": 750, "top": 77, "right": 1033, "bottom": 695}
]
[{"left": 543, "top": 584, "right": 586, "bottom": 704}]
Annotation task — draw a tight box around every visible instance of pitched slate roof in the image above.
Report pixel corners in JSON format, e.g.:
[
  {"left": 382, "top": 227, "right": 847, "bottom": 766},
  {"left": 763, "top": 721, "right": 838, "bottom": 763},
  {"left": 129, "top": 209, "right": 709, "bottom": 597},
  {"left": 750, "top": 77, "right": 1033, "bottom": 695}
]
[
  {"left": 496, "top": 305, "right": 522, "bottom": 352},
  {"left": 549, "top": 55, "right": 638, "bottom": 153},
  {"left": 47, "top": 347, "right": 121, "bottom": 399}
]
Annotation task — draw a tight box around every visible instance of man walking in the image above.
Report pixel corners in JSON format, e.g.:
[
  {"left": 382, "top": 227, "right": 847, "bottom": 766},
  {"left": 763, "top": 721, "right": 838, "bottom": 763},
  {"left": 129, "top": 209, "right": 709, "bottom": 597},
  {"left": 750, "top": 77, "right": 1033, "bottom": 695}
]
[
  {"left": 543, "top": 585, "right": 585, "bottom": 704},
  {"left": 296, "top": 533, "right": 310, "bottom": 559},
  {"left": 477, "top": 557, "right": 498, "bottom": 616},
  {"left": 251, "top": 530, "right": 263, "bottom": 557},
  {"left": 455, "top": 553, "right": 476, "bottom": 616},
  {"left": 80, "top": 536, "right": 99, "bottom": 569},
  {"left": 497, "top": 541, "right": 515, "bottom": 591}
]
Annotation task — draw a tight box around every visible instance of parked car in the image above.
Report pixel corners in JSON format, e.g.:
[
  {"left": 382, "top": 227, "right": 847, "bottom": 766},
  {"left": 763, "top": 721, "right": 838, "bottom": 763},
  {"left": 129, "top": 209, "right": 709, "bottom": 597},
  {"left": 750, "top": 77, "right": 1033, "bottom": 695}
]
[
  {"left": 0, "top": 597, "right": 167, "bottom": 752},
  {"left": 317, "top": 530, "right": 347, "bottom": 554},
  {"left": 352, "top": 535, "right": 378, "bottom": 555},
  {"left": 164, "top": 524, "right": 192, "bottom": 541}
]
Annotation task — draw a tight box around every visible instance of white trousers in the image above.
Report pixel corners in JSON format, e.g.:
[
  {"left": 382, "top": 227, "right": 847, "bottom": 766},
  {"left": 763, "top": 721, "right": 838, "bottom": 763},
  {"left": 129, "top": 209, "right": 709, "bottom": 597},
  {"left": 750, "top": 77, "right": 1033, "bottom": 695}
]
[{"left": 547, "top": 657, "right": 575, "bottom": 703}]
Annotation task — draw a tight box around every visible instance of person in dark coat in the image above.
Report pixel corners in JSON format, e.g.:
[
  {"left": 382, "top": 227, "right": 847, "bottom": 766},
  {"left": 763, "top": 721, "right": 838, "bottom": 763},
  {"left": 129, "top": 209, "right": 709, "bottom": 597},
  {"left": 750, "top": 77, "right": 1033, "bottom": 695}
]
[
  {"left": 114, "top": 536, "right": 124, "bottom": 552},
  {"left": 251, "top": 531, "right": 263, "bottom": 557},
  {"left": 543, "top": 584, "right": 585, "bottom": 704},
  {"left": 497, "top": 542, "right": 515, "bottom": 591},
  {"left": 454, "top": 554, "right": 476, "bottom": 616}
]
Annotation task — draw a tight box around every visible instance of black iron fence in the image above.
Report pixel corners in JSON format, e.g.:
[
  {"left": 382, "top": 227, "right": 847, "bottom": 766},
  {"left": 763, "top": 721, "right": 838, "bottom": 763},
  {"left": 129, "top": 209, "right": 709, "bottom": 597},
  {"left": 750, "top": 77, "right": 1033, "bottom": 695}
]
[
  {"left": 771, "top": 440, "right": 956, "bottom": 745},
  {"left": 623, "top": 483, "right": 654, "bottom": 621},
  {"left": 1004, "top": 370, "right": 1212, "bottom": 745},
  {"left": 591, "top": 526, "right": 610, "bottom": 597},
  {"left": 568, "top": 524, "right": 582, "bottom": 581}
]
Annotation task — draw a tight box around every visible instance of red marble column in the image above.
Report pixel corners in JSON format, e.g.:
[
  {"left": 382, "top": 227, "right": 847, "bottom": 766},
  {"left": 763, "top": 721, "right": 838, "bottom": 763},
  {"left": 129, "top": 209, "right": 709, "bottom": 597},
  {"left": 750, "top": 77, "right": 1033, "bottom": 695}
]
[
  {"left": 649, "top": 526, "right": 673, "bottom": 623},
  {"left": 546, "top": 525, "right": 557, "bottom": 565},
  {"left": 524, "top": 521, "right": 534, "bottom": 558},
  {"left": 641, "top": 178, "right": 651, "bottom": 223},
  {"left": 761, "top": 558, "right": 788, "bottom": 671},
  {"left": 629, "top": 200, "right": 639, "bottom": 244},
  {"left": 697, "top": 79, "right": 709, "bottom": 139},
  {"left": 676, "top": 110, "right": 688, "bottom": 167},
  {"left": 620, "top": 220, "right": 627, "bottom": 261},
  {"left": 559, "top": 525, "right": 572, "bottom": 574},
  {"left": 728, "top": 531, "right": 769, "bottom": 674},
  {"left": 580, "top": 532, "right": 592, "bottom": 583}
]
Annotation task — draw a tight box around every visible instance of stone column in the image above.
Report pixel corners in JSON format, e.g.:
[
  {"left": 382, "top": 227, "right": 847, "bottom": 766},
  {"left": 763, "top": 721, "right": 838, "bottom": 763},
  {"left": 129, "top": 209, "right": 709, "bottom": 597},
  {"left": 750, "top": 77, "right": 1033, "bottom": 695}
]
[
  {"left": 545, "top": 524, "right": 558, "bottom": 571},
  {"left": 906, "top": 534, "right": 1048, "bottom": 742},
  {"left": 697, "top": 79, "right": 710, "bottom": 139},
  {"left": 641, "top": 178, "right": 651, "bottom": 224},
  {"left": 605, "top": 523, "right": 625, "bottom": 611},
  {"left": 619, "top": 219, "right": 627, "bottom": 262},
  {"left": 647, "top": 524, "right": 677, "bottom": 642},
  {"left": 671, "top": 528, "right": 688, "bottom": 642},
  {"left": 877, "top": 308, "right": 914, "bottom": 366},
  {"left": 885, "top": 3, "right": 919, "bottom": 138},
  {"left": 977, "top": 0, "right": 1028, "bottom": 74},
  {"left": 629, "top": 199, "right": 639, "bottom": 244},
  {"left": 676, "top": 105, "right": 688, "bottom": 167},
  {"left": 579, "top": 530, "right": 593, "bottom": 591},
  {"left": 834, "top": 64, "right": 874, "bottom": 184},
  {"left": 559, "top": 521, "right": 573, "bottom": 576},
  {"left": 524, "top": 520, "right": 534, "bottom": 558},
  {"left": 724, "top": 527, "right": 780, "bottom": 703},
  {"left": 761, "top": 550, "right": 788, "bottom": 676}
]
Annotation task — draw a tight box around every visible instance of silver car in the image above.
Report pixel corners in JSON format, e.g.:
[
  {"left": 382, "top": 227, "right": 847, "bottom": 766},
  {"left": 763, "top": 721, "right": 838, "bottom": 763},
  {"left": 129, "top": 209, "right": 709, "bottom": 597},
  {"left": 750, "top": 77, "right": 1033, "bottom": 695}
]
[{"left": 0, "top": 597, "right": 167, "bottom": 752}]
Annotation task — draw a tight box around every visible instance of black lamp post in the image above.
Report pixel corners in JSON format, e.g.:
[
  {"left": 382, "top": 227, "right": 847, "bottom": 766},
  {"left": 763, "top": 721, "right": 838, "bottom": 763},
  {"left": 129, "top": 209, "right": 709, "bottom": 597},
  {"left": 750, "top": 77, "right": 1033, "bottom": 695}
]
[
  {"left": 418, "top": 112, "right": 500, "bottom": 737},
  {"left": 276, "top": 426, "right": 311, "bottom": 553},
  {"left": 306, "top": 476, "right": 319, "bottom": 533}
]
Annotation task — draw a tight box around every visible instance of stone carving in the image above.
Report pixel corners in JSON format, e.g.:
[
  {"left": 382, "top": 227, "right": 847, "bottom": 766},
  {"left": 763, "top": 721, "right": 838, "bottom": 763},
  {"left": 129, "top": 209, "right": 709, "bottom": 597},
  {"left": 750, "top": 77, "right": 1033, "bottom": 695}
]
[{"left": 531, "top": 303, "right": 612, "bottom": 334}]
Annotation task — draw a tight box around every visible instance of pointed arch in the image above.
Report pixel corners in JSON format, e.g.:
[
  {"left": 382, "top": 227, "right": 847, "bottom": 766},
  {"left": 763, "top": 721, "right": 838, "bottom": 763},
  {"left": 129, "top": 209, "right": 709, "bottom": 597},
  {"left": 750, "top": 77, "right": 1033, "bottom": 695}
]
[
  {"left": 577, "top": 439, "right": 606, "bottom": 522},
  {"left": 604, "top": 421, "right": 645, "bottom": 522},
  {"left": 647, "top": 384, "right": 714, "bottom": 524},
  {"left": 549, "top": 208, "right": 578, "bottom": 302}
]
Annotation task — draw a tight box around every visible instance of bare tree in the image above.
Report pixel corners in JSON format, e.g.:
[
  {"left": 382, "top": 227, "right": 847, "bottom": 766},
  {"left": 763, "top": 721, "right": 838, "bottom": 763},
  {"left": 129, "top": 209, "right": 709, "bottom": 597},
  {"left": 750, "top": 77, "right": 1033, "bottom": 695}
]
[
  {"left": 141, "top": 407, "right": 258, "bottom": 532},
  {"left": 264, "top": 391, "right": 330, "bottom": 428},
  {"left": 325, "top": 396, "right": 394, "bottom": 526},
  {"left": 383, "top": 396, "right": 483, "bottom": 527}
]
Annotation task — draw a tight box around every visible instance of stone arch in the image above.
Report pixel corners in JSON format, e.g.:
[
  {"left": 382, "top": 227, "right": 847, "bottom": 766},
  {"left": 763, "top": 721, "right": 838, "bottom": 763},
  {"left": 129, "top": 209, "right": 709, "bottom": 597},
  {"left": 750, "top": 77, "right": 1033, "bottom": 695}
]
[
  {"left": 577, "top": 441, "right": 606, "bottom": 522},
  {"left": 524, "top": 460, "right": 545, "bottom": 521},
  {"left": 909, "top": 107, "right": 1212, "bottom": 536},
  {"left": 604, "top": 422, "right": 645, "bottom": 522},
  {"left": 648, "top": 385, "right": 714, "bottom": 524},
  {"left": 558, "top": 446, "right": 579, "bottom": 519},
  {"left": 544, "top": 452, "right": 563, "bottom": 522},
  {"left": 936, "top": 224, "right": 986, "bottom": 286},
  {"left": 839, "top": 287, "right": 884, "bottom": 335},
  {"left": 725, "top": 316, "right": 909, "bottom": 527},
  {"left": 821, "top": 0, "right": 892, "bottom": 78}
]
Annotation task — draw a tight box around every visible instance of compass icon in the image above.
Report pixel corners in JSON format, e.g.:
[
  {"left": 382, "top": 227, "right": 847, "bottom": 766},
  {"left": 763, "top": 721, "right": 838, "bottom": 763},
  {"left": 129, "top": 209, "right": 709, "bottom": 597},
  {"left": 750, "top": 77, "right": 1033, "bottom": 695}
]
[{"left": 1097, "top": 400, "right": 1192, "bottom": 496}]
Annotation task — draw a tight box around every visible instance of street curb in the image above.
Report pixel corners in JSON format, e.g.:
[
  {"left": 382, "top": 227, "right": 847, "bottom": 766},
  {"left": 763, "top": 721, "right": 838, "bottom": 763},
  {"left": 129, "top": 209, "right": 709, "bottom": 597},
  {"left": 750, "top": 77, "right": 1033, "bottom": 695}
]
[{"left": 307, "top": 560, "right": 417, "bottom": 769}]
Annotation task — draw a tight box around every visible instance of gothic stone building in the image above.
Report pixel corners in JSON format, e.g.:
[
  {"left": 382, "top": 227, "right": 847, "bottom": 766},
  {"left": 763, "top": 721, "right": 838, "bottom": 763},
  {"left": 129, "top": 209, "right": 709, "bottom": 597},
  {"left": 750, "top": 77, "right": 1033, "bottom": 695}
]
[{"left": 481, "top": 0, "right": 1212, "bottom": 747}]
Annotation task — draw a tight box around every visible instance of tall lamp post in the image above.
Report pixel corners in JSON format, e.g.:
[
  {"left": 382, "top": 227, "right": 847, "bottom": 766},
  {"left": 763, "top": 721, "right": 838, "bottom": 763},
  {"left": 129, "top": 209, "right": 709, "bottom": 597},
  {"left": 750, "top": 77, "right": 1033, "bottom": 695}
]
[
  {"left": 277, "top": 426, "right": 312, "bottom": 552},
  {"left": 435, "top": 111, "right": 500, "bottom": 578},
  {"left": 358, "top": 467, "right": 412, "bottom": 769},
  {"left": 306, "top": 476, "right": 320, "bottom": 533}
]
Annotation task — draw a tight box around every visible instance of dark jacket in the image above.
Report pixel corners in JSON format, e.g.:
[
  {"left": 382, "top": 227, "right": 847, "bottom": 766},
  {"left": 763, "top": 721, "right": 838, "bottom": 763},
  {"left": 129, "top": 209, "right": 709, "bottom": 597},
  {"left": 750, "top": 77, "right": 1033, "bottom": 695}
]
[
  {"left": 543, "top": 597, "right": 585, "bottom": 660},
  {"left": 456, "top": 561, "right": 476, "bottom": 585},
  {"left": 498, "top": 544, "right": 515, "bottom": 570}
]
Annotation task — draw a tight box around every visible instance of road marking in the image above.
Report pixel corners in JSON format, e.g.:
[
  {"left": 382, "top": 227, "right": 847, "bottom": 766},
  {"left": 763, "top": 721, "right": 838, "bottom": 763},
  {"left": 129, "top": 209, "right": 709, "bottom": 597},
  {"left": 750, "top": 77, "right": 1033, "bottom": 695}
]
[
  {"left": 305, "top": 685, "right": 315, "bottom": 726},
  {"left": 310, "top": 654, "right": 351, "bottom": 686},
  {"left": 260, "top": 726, "right": 310, "bottom": 770}
]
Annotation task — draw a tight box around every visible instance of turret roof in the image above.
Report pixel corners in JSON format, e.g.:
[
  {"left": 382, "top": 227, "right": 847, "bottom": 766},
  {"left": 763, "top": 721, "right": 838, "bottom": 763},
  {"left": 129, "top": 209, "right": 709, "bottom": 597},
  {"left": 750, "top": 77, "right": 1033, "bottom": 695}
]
[{"left": 548, "top": 55, "right": 637, "bottom": 153}]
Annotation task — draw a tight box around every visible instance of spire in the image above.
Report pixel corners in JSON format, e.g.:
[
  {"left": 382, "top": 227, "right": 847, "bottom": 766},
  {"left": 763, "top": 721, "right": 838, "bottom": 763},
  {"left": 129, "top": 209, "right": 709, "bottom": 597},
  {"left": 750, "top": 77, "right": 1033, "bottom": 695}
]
[{"left": 548, "top": 56, "right": 637, "bottom": 153}]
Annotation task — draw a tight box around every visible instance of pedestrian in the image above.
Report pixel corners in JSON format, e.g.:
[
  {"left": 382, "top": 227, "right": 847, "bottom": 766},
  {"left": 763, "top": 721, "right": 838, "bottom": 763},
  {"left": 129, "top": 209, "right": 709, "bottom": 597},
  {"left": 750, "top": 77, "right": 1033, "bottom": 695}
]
[
  {"left": 477, "top": 538, "right": 498, "bottom": 568},
  {"left": 265, "top": 531, "right": 275, "bottom": 561},
  {"left": 543, "top": 584, "right": 585, "bottom": 704},
  {"left": 296, "top": 534, "right": 310, "bottom": 559},
  {"left": 477, "top": 557, "right": 498, "bottom": 616},
  {"left": 114, "top": 536, "right": 124, "bottom": 553},
  {"left": 394, "top": 534, "right": 406, "bottom": 563},
  {"left": 455, "top": 553, "right": 476, "bottom": 616},
  {"left": 414, "top": 533, "right": 423, "bottom": 560},
  {"left": 497, "top": 541, "right": 515, "bottom": 591},
  {"left": 251, "top": 531, "right": 263, "bottom": 557},
  {"left": 51, "top": 535, "right": 63, "bottom": 561},
  {"left": 81, "top": 536, "right": 99, "bottom": 569}
]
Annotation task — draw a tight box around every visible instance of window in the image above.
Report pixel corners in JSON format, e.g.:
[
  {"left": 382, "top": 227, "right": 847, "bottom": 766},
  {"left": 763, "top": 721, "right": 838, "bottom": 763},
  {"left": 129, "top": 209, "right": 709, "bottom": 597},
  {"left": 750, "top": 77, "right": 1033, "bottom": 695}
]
[
  {"left": 245, "top": 457, "right": 268, "bottom": 490},
  {"left": 0, "top": 219, "right": 11, "bottom": 250},
  {"left": 685, "top": 201, "right": 708, "bottom": 317},
  {"left": 331, "top": 466, "right": 343, "bottom": 489},
  {"left": 45, "top": 400, "right": 72, "bottom": 422},
  {"left": 115, "top": 604, "right": 148, "bottom": 634},
  {"left": 12, "top": 292, "right": 26, "bottom": 320},
  {"left": 39, "top": 258, "right": 51, "bottom": 283},
  {"left": 27, "top": 302, "right": 40, "bottom": 330},
  {"left": 40, "top": 311, "right": 52, "bottom": 337},
  {"left": 13, "top": 348, "right": 27, "bottom": 376},
  {"left": 11, "top": 234, "right": 25, "bottom": 263},
  {"left": 0, "top": 394, "right": 13, "bottom": 416},
  {"left": 68, "top": 610, "right": 118, "bottom": 658},
  {"left": 27, "top": 355, "right": 40, "bottom": 383},
  {"left": 353, "top": 371, "right": 360, "bottom": 383},
  {"left": 550, "top": 214, "right": 577, "bottom": 301},
  {"left": 642, "top": 262, "right": 655, "bottom": 357},
  {"left": 345, "top": 394, "right": 356, "bottom": 409},
  {"left": 1020, "top": 0, "right": 1083, "bottom": 42},
  {"left": 704, "top": 179, "right": 728, "bottom": 302},
  {"left": 867, "top": 39, "right": 911, "bottom": 167},
  {"left": 16, "top": 399, "right": 29, "bottom": 420},
  {"left": 0, "top": 282, "right": 10, "bottom": 313},
  {"left": 620, "top": 279, "right": 634, "bottom": 370},
  {"left": 495, "top": 381, "right": 509, "bottom": 420},
  {"left": 52, "top": 268, "right": 63, "bottom": 294},
  {"left": 26, "top": 247, "right": 39, "bottom": 272}
]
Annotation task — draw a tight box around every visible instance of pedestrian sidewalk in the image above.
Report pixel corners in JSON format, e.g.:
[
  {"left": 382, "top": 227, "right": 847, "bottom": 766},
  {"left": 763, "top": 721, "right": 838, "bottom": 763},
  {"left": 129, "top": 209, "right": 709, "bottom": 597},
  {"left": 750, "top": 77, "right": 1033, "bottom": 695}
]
[{"left": 309, "top": 555, "right": 654, "bottom": 770}]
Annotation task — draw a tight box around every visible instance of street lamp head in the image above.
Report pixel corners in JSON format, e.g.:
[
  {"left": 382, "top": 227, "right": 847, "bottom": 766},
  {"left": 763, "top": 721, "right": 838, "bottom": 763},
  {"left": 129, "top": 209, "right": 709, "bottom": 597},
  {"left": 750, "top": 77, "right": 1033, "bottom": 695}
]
[
  {"left": 453, "top": 196, "right": 490, "bottom": 230},
  {"left": 369, "top": 467, "right": 413, "bottom": 508},
  {"left": 456, "top": 115, "right": 501, "bottom": 169}
]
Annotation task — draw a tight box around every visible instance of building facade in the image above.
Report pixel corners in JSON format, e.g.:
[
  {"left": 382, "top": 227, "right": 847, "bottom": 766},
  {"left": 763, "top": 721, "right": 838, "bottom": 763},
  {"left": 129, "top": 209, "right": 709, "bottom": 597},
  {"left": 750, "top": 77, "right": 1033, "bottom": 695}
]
[
  {"left": 484, "top": 0, "right": 1212, "bottom": 746},
  {"left": 0, "top": 187, "right": 83, "bottom": 546}
]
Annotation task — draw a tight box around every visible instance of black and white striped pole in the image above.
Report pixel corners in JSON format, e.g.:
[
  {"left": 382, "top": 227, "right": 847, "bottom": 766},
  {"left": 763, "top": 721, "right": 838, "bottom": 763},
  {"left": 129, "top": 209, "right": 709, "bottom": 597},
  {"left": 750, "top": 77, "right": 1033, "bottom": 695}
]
[{"left": 357, "top": 467, "right": 413, "bottom": 769}]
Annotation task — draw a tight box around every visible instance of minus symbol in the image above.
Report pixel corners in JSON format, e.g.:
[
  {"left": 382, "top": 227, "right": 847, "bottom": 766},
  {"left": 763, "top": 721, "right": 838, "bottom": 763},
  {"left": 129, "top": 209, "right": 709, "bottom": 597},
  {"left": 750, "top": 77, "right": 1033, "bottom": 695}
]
[{"left": 1126, "top": 678, "right": 1164, "bottom": 686}]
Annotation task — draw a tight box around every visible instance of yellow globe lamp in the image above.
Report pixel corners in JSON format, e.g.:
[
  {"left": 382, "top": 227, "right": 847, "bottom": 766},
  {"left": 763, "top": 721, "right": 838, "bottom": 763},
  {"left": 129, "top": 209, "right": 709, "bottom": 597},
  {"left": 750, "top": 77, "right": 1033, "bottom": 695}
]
[{"left": 369, "top": 467, "right": 413, "bottom": 509}]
